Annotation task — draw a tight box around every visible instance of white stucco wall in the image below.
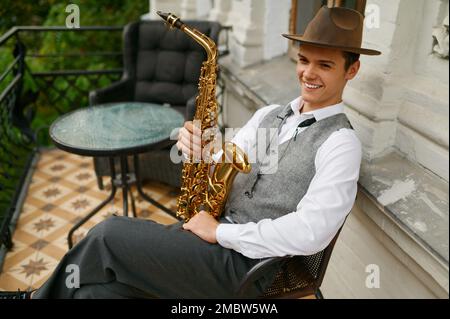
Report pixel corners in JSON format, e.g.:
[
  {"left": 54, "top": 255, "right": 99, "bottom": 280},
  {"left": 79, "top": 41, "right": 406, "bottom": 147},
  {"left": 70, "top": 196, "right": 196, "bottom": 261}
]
[
  {"left": 395, "top": 0, "right": 449, "bottom": 180},
  {"left": 345, "top": 0, "right": 449, "bottom": 181},
  {"left": 209, "top": 0, "right": 232, "bottom": 23},
  {"left": 181, "top": 0, "right": 212, "bottom": 19},
  {"left": 263, "top": 0, "right": 290, "bottom": 61}
]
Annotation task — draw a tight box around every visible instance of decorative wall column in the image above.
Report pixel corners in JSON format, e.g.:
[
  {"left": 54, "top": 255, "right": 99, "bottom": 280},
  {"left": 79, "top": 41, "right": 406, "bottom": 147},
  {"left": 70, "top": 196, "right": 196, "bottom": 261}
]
[
  {"left": 181, "top": 0, "right": 212, "bottom": 19},
  {"left": 262, "top": 0, "right": 290, "bottom": 61},
  {"left": 344, "top": 0, "right": 449, "bottom": 180},
  {"left": 209, "top": 0, "right": 232, "bottom": 24},
  {"left": 208, "top": 0, "right": 232, "bottom": 47},
  {"left": 180, "top": 0, "right": 198, "bottom": 19},
  {"left": 343, "top": 0, "right": 404, "bottom": 159},
  {"left": 227, "top": 0, "right": 266, "bottom": 67},
  {"left": 226, "top": 0, "right": 290, "bottom": 68}
]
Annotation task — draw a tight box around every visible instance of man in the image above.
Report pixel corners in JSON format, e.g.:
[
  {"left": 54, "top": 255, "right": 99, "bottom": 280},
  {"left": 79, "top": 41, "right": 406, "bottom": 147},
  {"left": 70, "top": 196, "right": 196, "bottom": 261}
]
[{"left": 1, "top": 6, "right": 380, "bottom": 299}]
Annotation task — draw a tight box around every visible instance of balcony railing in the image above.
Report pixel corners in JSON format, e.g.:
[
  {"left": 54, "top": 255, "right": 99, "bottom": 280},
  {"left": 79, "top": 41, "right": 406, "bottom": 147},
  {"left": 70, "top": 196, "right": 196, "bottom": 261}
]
[{"left": 0, "top": 26, "right": 124, "bottom": 251}]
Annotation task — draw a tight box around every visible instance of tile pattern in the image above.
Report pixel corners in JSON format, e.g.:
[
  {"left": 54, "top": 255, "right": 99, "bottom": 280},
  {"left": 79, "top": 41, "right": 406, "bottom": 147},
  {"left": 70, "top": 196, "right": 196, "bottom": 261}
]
[
  {"left": 0, "top": 149, "right": 316, "bottom": 299},
  {"left": 0, "top": 149, "right": 179, "bottom": 291}
]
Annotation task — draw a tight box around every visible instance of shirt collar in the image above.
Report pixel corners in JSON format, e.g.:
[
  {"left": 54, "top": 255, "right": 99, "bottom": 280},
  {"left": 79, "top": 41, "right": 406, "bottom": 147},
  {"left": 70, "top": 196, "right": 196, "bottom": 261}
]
[{"left": 290, "top": 96, "right": 344, "bottom": 121}]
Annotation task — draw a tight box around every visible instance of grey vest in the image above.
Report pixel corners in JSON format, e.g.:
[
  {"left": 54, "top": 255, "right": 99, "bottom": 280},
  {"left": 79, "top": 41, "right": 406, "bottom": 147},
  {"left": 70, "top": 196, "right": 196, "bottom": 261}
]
[{"left": 223, "top": 104, "right": 353, "bottom": 224}]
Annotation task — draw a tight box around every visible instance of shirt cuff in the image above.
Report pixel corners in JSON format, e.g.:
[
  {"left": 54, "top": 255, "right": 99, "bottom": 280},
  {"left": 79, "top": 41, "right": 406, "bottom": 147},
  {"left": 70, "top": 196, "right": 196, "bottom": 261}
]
[{"left": 216, "top": 223, "right": 242, "bottom": 250}]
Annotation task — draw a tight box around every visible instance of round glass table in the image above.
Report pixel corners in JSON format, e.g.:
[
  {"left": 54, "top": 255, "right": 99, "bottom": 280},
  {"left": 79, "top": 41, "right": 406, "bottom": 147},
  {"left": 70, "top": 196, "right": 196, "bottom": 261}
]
[{"left": 50, "top": 102, "right": 185, "bottom": 248}]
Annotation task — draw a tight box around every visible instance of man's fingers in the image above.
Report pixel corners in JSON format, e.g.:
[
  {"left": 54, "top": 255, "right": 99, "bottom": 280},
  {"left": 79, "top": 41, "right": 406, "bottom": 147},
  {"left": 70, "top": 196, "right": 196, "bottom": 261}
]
[
  {"left": 182, "top": 217, "right": 197, "bottom": 230},
  {"left": 178, "top": 127, "right": 202, "bottom": 148},
  {"left": 177, "top": 135, "right": 202, "bottom": 159},
  {"left": 176, "top": 141, "right": 198, "bottom": 159},
  {"left": 184, "top": 121, "right": 193, "bottom": 132},
  {"left": 178, "top": 121, "right": 211, "bottom": 160},
  {"left": 184, "top": 121, "right": 202, "bottom": 136},
  {"left": 181, "top": 136, "right": 202, "bottom": 154},
  {"left": 177, "top": 129, "right": 199, "bottom": 147},
  {"left": 180, "top": 132, "right": 202, "bottom": 148}
]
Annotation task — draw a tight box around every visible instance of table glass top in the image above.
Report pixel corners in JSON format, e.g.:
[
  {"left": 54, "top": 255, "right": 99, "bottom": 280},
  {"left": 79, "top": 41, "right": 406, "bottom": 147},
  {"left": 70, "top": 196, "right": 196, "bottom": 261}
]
[{"left": 50, "top": 103, "right": 184, "bottom": 154}]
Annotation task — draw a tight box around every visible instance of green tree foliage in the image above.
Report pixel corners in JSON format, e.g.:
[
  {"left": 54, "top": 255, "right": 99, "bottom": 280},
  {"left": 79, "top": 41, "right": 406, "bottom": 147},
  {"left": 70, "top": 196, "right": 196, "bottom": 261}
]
[
  {"left": 1, "top": 1, "right": 148, "bottom": 144},
  {"left": 0, "top": 0, "right": 58, "bottom": 32},
  {"left": 1, "top": 0, "right": 148, "bottom": 31},
  {"left": 0, "top": 2, "right": 149, "bottom": 221}
]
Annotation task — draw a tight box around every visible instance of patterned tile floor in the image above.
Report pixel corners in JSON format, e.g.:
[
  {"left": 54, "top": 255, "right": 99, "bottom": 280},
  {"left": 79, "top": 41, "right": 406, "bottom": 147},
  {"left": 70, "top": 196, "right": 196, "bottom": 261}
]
[{"left": 0, "top": 149, "right": 179, "bottom": 291}]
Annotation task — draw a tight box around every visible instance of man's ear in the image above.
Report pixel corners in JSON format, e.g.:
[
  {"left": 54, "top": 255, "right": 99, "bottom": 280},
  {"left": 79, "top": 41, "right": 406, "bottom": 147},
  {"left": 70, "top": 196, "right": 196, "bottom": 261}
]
[{"left": 345, "top": 60, "right": 360, "bottom": 80}]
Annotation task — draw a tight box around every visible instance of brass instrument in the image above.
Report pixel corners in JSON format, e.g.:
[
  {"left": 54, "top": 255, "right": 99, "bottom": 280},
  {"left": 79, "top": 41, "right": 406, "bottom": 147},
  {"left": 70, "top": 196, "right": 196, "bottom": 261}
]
[{"left": 157, "top": 11, "right": 251, "bottom": 221}]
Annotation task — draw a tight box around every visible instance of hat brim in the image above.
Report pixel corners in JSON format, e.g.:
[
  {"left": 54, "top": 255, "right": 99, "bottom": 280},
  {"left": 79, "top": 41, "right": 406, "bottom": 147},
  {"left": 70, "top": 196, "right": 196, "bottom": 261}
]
[{"left": 282, "top": 34, "right": 381, "bottom": 56}]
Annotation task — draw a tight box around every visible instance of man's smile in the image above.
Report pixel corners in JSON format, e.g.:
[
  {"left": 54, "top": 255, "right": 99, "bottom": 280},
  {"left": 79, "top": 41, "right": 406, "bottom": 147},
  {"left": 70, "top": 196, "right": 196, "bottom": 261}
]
[{"left": 303, "top": 81, "right": 324, "bottom": 90}]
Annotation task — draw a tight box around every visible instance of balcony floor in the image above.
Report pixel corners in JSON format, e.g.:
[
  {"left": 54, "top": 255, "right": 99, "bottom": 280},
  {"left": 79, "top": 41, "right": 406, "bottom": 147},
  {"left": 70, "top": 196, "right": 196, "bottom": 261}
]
[{"left": 0, "top": 148, "right": 179, "bottom": 291}]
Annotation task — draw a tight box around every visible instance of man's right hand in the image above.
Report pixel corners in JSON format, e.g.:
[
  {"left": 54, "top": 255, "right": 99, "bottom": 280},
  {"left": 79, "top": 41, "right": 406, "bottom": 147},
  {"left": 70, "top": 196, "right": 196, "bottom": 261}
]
[{"left": 176, "top": 121, "right": 203, "bottom": 160}]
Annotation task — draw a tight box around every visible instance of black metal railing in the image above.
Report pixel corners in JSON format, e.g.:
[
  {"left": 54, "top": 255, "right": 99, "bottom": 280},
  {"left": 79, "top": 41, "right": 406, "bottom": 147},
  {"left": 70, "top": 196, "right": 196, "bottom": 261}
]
[{"left": 0, "top": 26, "right": 123, "bottom": 251}]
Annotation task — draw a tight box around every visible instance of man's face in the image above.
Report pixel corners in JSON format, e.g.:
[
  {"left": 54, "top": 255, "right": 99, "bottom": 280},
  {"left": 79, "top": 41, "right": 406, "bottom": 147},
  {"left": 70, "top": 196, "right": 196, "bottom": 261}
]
[{"left": 297, "top": 44, "right": 360, "bottom": 110}]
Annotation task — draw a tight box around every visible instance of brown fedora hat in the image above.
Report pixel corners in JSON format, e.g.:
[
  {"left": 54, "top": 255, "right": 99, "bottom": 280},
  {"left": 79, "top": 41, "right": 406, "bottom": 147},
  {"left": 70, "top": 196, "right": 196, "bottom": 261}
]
[{"left": 283, "top": 6, "right": 381, "bottom": 56}]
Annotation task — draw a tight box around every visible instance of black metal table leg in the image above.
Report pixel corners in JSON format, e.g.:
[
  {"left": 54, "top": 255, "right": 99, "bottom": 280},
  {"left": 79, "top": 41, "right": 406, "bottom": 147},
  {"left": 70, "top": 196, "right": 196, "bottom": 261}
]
[
  {"left": 129, "top": 184, "right": 137, "bottom": 218},
  {"left": 120, "top": 155, "right": 137, "bottom": 217},
  {"left": 133, "top": 154, "right": 180, "bottom": 220},
  {"left": 120, "top": 156, "right": 129, "bottom": 217},
  {"left": 68, "top": 157, "right": 117, "bottom": 249}
]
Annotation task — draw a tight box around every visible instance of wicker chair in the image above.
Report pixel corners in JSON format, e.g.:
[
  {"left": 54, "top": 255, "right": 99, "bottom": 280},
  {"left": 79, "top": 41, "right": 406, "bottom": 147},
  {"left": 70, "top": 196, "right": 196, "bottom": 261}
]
[{"left": 237, "top": 226, "right": 343, "bottom": 299}]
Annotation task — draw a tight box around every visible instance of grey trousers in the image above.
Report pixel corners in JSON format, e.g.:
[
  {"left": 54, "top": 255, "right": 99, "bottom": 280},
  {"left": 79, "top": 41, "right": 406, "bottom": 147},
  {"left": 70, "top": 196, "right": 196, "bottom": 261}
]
[{"left": 32, "top": 216, "right": 276, "bottom": 299}]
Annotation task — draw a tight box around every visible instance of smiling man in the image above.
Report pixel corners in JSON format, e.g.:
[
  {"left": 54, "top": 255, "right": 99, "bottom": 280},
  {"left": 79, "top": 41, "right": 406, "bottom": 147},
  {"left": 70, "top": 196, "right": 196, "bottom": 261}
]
[
  {"left": 180, "top": 6, "right": 381, "bottom": 261},
  {"left": 1, "top": 6, "right": 380, "bottom": 300}
]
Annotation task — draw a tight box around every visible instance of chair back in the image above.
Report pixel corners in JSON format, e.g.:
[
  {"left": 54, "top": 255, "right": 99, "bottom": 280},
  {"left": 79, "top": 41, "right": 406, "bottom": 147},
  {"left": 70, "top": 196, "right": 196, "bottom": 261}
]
[
  {"left": 122, "top": 20, "right": 221, "bottom": 109},
  {"left": 261, "top": 227, "right": 343, "bottom": 298}
]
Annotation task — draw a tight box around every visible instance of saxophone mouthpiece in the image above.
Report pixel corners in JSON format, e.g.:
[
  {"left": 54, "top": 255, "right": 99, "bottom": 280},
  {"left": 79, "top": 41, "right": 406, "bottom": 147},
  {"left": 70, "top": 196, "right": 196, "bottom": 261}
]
[
  {"left": 156, "top": 11, "right": 169, "bottom": 21},
  {"left": 156, "top": 11, "right": 184, "bottom": 29}
]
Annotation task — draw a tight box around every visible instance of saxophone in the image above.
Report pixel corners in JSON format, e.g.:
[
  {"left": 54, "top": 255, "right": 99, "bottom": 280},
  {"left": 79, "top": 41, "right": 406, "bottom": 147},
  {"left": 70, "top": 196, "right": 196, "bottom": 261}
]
[{"left": 157, "top": 11, "right": 251, "bottom": 221}]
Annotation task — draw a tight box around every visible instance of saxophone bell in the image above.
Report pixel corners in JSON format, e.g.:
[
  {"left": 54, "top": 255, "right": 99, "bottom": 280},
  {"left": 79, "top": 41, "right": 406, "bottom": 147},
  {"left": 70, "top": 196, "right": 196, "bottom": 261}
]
[{"left": 205, "top": 142, "right": 251, "bottom": 216}]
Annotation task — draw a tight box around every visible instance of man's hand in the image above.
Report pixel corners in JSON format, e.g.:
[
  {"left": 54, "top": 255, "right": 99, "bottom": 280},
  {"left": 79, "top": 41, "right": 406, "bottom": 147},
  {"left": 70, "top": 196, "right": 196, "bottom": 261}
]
[
  {"left": 182, "top": 210, "right": 219, "bottom": 244},
  {"left": 177, "top": 121, "right": 203, "bottom": 160},
  {"left": 176, "top": 121, "right": 220, "bottom": 163}
]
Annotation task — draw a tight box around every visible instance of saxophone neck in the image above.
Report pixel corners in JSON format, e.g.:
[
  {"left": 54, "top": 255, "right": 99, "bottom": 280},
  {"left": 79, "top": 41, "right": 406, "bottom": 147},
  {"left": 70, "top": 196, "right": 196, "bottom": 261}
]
[
  {"left": 157, "top": 11, "right": 217, "bottom": 62},
  {"left": 185, "top": 29, "right": 217, "bottom": 62}
]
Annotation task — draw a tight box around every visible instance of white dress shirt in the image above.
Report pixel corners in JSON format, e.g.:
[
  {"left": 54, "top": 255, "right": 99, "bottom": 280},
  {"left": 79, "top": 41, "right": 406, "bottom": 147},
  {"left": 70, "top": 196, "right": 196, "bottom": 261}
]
[{"left": 215, "top": 96, "right": 362, "bottom": 259}]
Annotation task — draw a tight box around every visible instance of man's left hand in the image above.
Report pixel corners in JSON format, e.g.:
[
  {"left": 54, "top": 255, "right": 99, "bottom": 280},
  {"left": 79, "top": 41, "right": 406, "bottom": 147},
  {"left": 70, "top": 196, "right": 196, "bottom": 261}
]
[{"left": 182, "top": 210, "right": 219, "bottom": 244}]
